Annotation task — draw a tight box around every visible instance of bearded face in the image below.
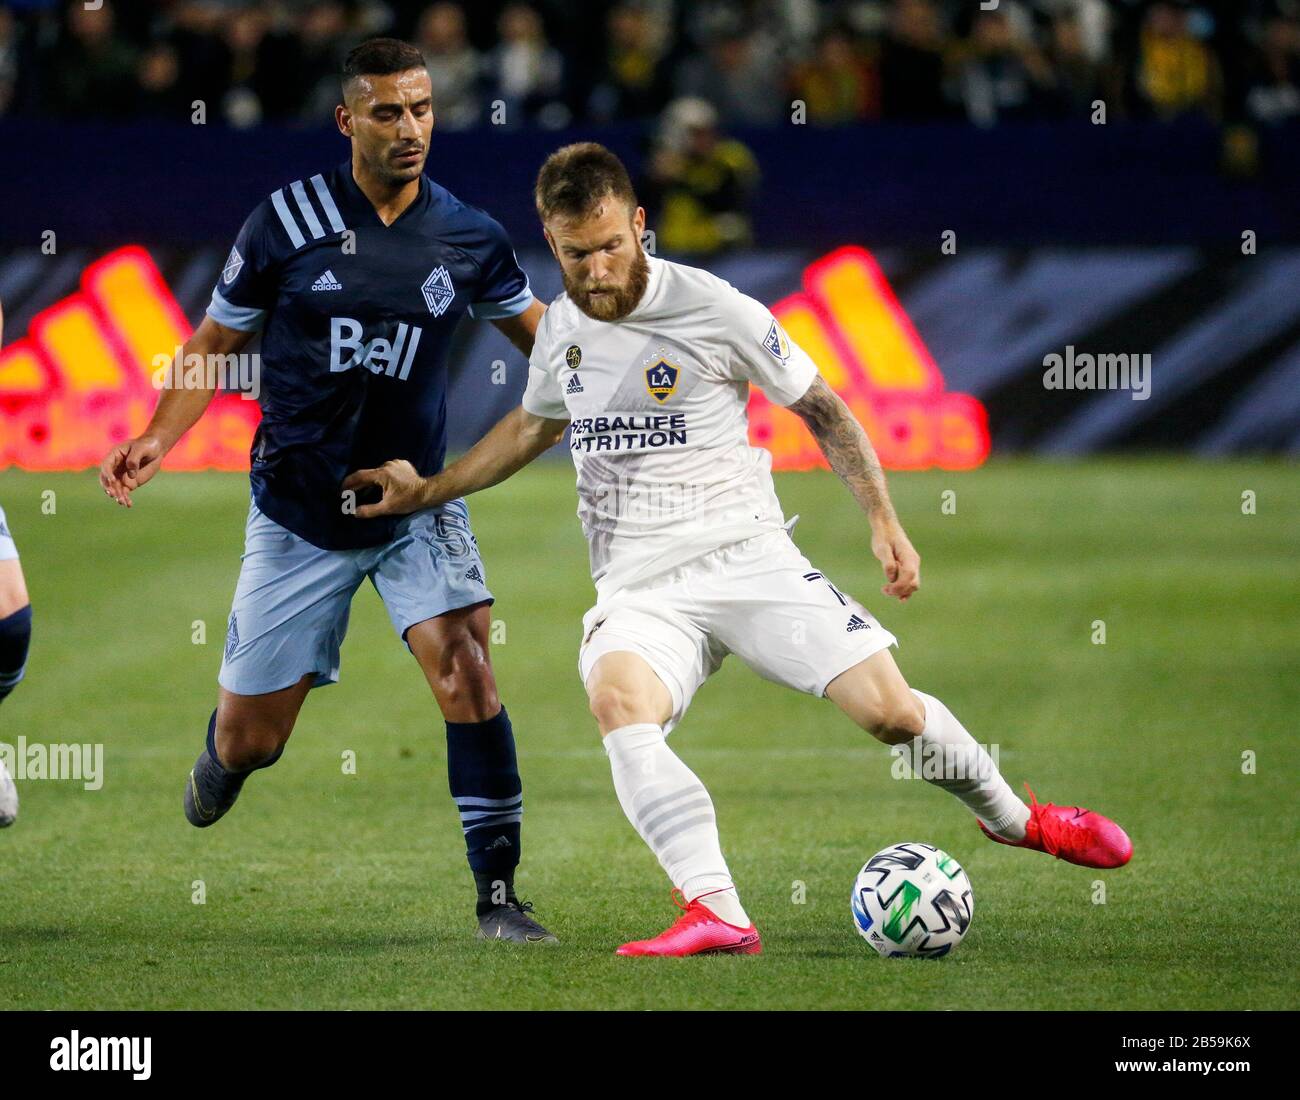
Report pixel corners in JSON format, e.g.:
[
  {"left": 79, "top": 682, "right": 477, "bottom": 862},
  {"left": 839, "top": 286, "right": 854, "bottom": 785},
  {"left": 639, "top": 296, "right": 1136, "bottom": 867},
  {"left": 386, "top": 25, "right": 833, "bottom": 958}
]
[
  {"left": 563, "top": 243, "right": 649, "bottom": 322},
  {"left": 545, "top": 200, "right": 650, "bottom": 322}
]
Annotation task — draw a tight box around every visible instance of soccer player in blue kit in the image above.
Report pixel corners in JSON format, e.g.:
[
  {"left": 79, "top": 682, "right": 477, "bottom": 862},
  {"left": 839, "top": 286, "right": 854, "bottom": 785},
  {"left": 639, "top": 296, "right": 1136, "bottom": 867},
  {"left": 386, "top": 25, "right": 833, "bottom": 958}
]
[{"left": 98, "top": 39, "right": 556, "bottom": 942}]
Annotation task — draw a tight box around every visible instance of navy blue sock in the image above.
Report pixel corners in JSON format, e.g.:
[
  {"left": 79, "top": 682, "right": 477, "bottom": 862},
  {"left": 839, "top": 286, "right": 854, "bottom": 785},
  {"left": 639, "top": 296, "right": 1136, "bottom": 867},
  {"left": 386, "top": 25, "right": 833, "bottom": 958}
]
[
  {"left": 446, "top": 705, "right": 522, "bottom": 915},
  {"left": 205, "top": 709, "right": 284, "bottom": 774},
  {"left": 0, "top": 604, "right": 31, "bottom": 703}
]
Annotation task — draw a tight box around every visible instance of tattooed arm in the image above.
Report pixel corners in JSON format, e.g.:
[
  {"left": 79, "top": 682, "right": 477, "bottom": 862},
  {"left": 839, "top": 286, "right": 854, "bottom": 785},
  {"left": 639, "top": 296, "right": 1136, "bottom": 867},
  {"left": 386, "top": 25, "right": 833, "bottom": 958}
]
[{"left": 788, "top": 375, "right": 921, "bottom": 601}]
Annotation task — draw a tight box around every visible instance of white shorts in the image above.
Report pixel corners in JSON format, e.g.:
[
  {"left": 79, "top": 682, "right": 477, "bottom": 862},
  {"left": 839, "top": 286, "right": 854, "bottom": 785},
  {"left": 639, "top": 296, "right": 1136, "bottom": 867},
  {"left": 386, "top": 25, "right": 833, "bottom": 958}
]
[{"left": 578, "top": 529, "right": 897, "bottom": 732}]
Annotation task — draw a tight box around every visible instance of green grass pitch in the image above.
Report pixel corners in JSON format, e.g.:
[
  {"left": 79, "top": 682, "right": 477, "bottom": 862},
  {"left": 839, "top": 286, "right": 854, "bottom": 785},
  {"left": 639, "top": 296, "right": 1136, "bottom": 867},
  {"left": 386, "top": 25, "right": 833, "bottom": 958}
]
[{"left": 0, "top": 458, "right": 1296, "bottom": 1010}]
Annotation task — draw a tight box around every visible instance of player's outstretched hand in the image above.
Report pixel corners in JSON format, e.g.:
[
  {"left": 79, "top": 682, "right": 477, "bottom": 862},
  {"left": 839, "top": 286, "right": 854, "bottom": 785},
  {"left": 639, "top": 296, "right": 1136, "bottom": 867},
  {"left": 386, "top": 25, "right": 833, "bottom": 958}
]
[
  {"left": 872, "top": 521, "right": 921, "bottom": 602},
  {"left": 342, "top": 459, "right": 430, "bottom": 519},
  {"left": 99, "top": 436, "right": 164, "bottom": 508}
]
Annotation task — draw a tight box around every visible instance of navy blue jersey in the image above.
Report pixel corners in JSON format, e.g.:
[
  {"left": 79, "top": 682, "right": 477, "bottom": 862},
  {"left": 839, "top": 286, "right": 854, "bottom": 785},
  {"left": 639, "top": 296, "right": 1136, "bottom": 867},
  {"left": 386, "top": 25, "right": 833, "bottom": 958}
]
[{"left": 207, "top": 162, "right": 532, "bottom": 550}]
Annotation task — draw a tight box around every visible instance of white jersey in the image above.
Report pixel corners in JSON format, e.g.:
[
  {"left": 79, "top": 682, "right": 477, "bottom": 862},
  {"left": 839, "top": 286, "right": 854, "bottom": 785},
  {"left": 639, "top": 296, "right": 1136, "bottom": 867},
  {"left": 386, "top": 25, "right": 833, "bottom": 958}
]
[{"left": 523, "top": 254, "right": 819, "bottom": 597}]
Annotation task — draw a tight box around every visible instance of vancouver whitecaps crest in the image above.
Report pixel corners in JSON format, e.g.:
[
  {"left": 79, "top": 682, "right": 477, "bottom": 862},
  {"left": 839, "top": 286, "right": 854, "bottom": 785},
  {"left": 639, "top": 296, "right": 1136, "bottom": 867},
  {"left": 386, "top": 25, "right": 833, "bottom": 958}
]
[{"left": 421, "top": 266, "right": 456, "bottom": 316}]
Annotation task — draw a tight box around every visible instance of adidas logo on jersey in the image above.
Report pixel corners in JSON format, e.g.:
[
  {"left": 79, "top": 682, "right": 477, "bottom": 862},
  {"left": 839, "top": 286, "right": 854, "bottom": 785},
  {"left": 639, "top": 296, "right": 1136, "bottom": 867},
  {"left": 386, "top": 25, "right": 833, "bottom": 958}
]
[
  {"left": 846, "top": 614, "right": 871, "bottom": 632},
  {"left": 464, "top": 564, "right": 483, "bottom": 583},
  {"left": 566, "top": 373, "right": 584, "bottom": 394},
  {"left": 312, "top": 269, "right": 342, "bottom": 291}
]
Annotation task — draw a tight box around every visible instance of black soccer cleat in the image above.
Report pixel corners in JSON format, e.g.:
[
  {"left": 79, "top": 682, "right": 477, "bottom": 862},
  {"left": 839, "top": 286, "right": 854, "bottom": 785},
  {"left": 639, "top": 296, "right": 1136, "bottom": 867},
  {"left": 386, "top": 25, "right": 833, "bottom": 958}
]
[
  {"left": 476, "top": 900, "right": 558, "bottom": 944},
  {"left": 184, "top": 749, "right": 249, "bottom": 828}
]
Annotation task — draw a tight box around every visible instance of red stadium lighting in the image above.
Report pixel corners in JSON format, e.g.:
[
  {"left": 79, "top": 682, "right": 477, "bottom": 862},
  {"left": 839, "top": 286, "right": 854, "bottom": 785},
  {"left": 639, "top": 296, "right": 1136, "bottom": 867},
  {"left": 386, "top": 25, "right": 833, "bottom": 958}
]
[
  {"left": 0, "top": 244, "right": 988, "bottom": 472},
  {"left": 0, "top": 246, "right": 258, "bottom": 470},
  {"left": 749, "top": 246, "right": 989, "bottom": 470}
]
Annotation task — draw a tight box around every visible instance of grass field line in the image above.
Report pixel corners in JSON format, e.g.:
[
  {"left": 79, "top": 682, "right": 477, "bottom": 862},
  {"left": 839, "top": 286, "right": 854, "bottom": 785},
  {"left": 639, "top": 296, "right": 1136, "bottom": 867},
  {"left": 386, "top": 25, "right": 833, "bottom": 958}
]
[{"left": 1, "top": 461, "right": 1295, "bottom": 1010}]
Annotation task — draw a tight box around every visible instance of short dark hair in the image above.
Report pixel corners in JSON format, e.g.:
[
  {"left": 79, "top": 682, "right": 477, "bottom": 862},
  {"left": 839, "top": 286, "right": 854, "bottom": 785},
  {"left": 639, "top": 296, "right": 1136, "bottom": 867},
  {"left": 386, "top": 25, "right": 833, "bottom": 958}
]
[
  {"left": 342, "top": 38, "right": 426, "bottom": 93},
  {"left": 534, "top": 143, "right": 638, "bottom": 223}
]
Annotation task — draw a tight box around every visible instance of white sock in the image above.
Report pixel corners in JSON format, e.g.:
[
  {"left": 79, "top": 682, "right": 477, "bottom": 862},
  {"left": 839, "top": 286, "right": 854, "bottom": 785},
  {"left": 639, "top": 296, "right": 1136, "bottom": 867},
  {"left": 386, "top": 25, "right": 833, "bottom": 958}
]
[
  {"left": 603, "top": 723, "right": 750, "bottom": 927},
  {"left": 910, "top": 690, "right": 1029, "bottom": 840}
]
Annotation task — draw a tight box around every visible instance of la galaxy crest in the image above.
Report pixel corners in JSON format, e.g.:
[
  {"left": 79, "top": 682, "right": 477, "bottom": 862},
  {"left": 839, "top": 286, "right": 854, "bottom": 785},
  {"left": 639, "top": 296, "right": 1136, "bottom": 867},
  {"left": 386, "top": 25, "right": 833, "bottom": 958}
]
[{"left": 644, "top": 354, "right": 679, "bottom": 404}]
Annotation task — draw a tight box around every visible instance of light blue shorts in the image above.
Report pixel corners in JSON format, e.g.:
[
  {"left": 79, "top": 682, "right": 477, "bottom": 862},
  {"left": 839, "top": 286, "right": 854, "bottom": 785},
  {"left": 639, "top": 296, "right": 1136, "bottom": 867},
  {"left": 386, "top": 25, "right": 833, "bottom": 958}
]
[
  {"left": 219, "top": 497, "right": 493, "bottom": 696},
  {"left": 0, "top": 505, "right": 17, "bottom": 561}
]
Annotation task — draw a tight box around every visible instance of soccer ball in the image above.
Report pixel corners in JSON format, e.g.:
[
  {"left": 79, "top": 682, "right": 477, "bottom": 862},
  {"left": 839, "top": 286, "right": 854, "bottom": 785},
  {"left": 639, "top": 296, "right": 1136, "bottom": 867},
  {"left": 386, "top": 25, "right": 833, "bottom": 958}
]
[
  {"left": 851, "top": 842, "right": 973, "bottom": 958},
  {"left": 0, "top": 758, "right": 17, "bottom": 827}
]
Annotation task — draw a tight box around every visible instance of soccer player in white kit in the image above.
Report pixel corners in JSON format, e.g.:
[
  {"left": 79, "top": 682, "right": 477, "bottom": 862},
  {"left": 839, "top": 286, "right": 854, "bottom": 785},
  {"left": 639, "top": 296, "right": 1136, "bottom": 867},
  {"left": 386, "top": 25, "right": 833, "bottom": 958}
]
[
  {"left": 345, "top": 144, "right": 1133, "bottom": 956},
  {"left": 1, "top": 298, "right": 32, "bottom": 827}
]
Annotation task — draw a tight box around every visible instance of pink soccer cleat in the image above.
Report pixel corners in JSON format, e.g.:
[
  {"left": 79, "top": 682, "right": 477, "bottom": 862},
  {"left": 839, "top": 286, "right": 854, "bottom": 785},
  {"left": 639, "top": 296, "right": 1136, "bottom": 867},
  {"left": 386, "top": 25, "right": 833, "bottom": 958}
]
[
  {"left": 616, "top": 890, "right": 763, "bottom": 957},
  {"left": 979, "top": 784, "right": 1133, "bottom": 869}
]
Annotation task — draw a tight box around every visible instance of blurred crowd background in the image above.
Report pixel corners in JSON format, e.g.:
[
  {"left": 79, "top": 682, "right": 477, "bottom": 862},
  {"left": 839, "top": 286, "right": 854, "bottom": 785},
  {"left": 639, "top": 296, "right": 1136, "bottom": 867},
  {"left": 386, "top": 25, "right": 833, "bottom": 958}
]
[
  {"left": 0, "top": 0, "right": 1297, "bottom": 131},
  {"left": 2, "top": 1, "right": 1298, "bottom": 460}
]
